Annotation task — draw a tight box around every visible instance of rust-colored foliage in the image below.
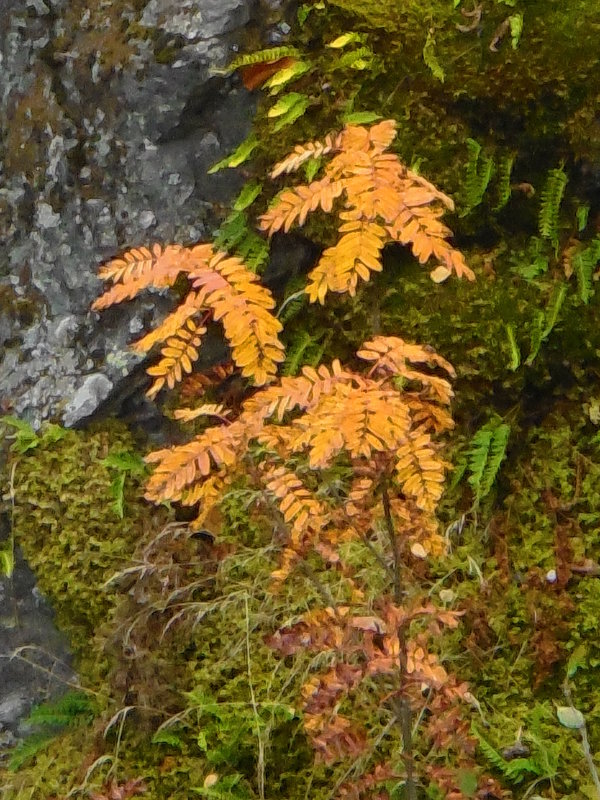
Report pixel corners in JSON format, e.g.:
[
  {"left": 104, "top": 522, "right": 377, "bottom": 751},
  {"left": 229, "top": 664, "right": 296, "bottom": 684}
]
[
  {"left": 92, "top": 243, "right": 285, "bottom": 397},
  {"left": 140, "top": 334, "right": 477, "bottom": 788},
  {"left": 259, "top": 120, "right": 475, "bottom": 303}
]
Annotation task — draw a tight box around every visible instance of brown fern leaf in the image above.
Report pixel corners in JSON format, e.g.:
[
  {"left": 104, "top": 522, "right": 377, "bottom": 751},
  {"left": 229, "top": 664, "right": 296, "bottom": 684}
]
[{"left": 260, "top": 120, "right": 474, "bottom": 304}]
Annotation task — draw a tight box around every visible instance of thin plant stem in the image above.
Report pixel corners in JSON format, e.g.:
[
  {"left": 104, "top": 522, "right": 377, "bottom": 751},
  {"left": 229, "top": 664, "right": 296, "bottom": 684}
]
[{"left": 382, "top": 485, "right": 417, "bottom": 800}]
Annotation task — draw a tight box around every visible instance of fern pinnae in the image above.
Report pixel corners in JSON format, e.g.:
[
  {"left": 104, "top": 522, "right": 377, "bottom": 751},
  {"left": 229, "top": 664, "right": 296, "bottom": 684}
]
[
  {"left": 467, "top": 420, "right": 510, "bottom": 503},
  {"left": 462, "top": 138, "right": 495, "bottom": 215},
  {"left": 493, "top": 153, "right": 515, "bottom": 211},
  {"left": 224, "top": 46, "right": 300, "bottom": 74},
  {"left": 539, "top": 165, "right": 568, "bottom": 247},
  {"left": 572, "top": 235, "right": 600, "bottom": 305}
]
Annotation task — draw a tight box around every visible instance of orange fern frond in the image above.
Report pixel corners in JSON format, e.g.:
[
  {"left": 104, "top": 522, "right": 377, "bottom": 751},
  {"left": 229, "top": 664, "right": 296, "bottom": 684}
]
[
  {"left": 395, "top": 429, "right": 448, "bottom": 514},
  {"left": 259, "top": 178, "right": 345, "bottom": 234},
  {"left": 144, "top": 419, "right": 247, "bottom": 503},
  {"left": 260, "top": 119, "right": 474, "bottom": 304},
  {"left": 270, "top": 132, "right": 339, "bottom": 178},
  {"left": 93, "top": 241, "right": 285, "bottom": 393},
  {"left": 289, "top": 382, "right": 412, "bottom": 468},
  {"left": 145, "top": 319, "right": 207, "bottom": 400}
]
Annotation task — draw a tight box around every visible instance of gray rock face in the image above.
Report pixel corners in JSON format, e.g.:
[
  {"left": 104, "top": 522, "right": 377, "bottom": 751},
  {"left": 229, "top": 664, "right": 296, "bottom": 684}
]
[
  {"left": 0, "top": 539, "right": 76, "bottom": 761},
  {"left": 0, "top": 0, "right": 293, "bottom": 428}
]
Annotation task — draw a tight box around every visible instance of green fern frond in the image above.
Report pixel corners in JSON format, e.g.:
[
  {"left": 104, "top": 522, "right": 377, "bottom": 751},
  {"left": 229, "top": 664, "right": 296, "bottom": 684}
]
[
  {"left": 462, "top": 138, "right": 495, "bottom": 215},
  {"left": 493, "top": 154, "right": 515, "bottom": 211},
  {"left": 505, "top": 324, "right": 520, "bottom": 370},
  {"left": 214, "top": 211, "right": 269, "bottom": 272},
  {"left": 422, "top": 30, "right": 445, "bottom": 82},
  {"left": 539, "top": 166, "right": 568, "bottom": 246},
  {"left": 467, "top": 419, "right": 510, "bottom": 504},
  {"left": 472, "top": 726, "right": 550, "bottom": 785},
  {"left": 572, "top": 235, "right": 600, "bottom": 304},
  {"left": 525, "top": 309, "right": 545, "bottom": 366},
  {"left": 225, "top": 47, "right": 300, "bottom": 73},
  {"left": 282, "top": 330, "right": 330, "bottom": 376},
  {"left": 27, "top": 691, "right": 95, "bottom": 728},
  {"left": 541, "top": 283, "right": 567, "bottom": 339},
  {"left": 576, "top": 203, "right": 590, "bottom": 232},
  {"left": 337, "top": 46, "right": 375, "bottom": 70},
  {"left": 208, "top": 136, "right": 259, "bottom": 174}
]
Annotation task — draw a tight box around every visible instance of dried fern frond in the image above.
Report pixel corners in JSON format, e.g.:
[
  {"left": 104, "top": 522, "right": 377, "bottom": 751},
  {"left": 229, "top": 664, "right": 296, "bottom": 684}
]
[{"left": 260, "top": 119, "right": 474, "bottom": 304}]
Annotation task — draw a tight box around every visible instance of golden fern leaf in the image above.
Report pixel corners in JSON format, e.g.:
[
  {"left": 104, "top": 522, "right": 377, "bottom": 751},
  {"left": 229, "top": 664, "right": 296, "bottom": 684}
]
[
  {"left": 181, "top": 471, "right": 230, "bottom": 527},
  {"left": 305, "top": 219, "right": 387, "bottom": 303},
  {"left": 189, "top": 251, "right": 285, "bottom": 385},
  {"left": 94, "top": 241, "right": 284, "bottom": 392},
  {"left": 259, "top": 178, "right": 345, "bottom": 235},
  {"left": 270, "top": 132, "right": 339, "bottom": 178},
  {"left": 260, "top": 120, "right": 473, "bottom": 303},
  {"left": 173, "top": 404, "right": 230, "bottom": 423},
  {"left": 144, "top": 420, "right": 246, "bottom": 503},
  {"left": 145, "top": 319, "right": 206, "bottom": 399},
  {"left": 357, "top": 335, "right": 455, "bottom": 386},
  {"left": 92, "top": 243, "right": 211, "bottom": 309},
  {"left": 289, "top": 383, "right": 412, "bottom": 468},
  {"left": 131, "top": 291, "right": 207, "bottom": 354},
  {"left": 263, "top": 465, "right": 330, "bottom": 551},
  {"left": 395, "top": 429, "right": 448, "bottom": 513}
]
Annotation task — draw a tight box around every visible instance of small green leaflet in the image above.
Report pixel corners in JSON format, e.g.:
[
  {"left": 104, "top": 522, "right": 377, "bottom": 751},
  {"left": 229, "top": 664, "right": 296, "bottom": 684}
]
[
  {"left": 233, "top": 181, "right": 262, "bottom": 212},
  {"left": 509, "top": 14, "right": 523, "bottom": 49},
  {"left": 208, "top": 135, "right": 259, "bottom": 174},
  {"left": 0, "top": 545, "right": 14, "bottom": 578},
  {"left": 505, "top": 323, "right": 520, "bottom": 370},
  {"left": 557, "top": 706, "right": 585, "bottom": 730},
  {"left": 268, "top": 92, "right": 310, "bottom": 131},
  {"left": 342, "top": 111, "right": 382, "bottom": 125},
  {"left": 265, "top": 61, "right": 310, "bottom": 92},
  {"left": 327, "top": 32, "right": 364, "bottom": 49},
  {"left": 577, "top": 204, "right": 590, "bottom": 232},
  {"left": 268, "top": 92, "right": 306, "bottom": 118},
  {"left": 423, "top": 30, "right": 445, "bottom": 83}
]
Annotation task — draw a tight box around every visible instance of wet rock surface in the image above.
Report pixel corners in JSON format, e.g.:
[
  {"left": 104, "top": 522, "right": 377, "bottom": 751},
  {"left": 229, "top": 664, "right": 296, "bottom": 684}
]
[
  {"left": 0, "top": 537, "right": 76, "bottom": 761},
  {"left": 0, "top": 0, "right": 292, "bottom": 428}
]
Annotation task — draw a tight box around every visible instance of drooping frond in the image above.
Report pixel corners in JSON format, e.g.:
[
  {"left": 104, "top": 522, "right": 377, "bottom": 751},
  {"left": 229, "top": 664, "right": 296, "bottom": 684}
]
[
  {"left": 357, "top": 335, "right": 455, "bottom": 405},
  {"left": 92, "top": 244, "right": 207, "bottom": 309},
  {"left": 145, "top": 319, "right": 207, "bottom": 400},
  {"left": 189, "top": 250, "right": 285, "bottom": 385},
  {"left": 93, "top": 241, "right": 285, "bottom": 392},
  {"left": 144, "top": 419, "right": 247, "bottom": 504},
  {"left": 260, "top": 120, "right": 474, "bottom": 304},
  {"left": 395, "top": 428, "right": 448, "bottom": 514},
  {"left": 305, "top": 219, "right": 386, "bottom": 302}
]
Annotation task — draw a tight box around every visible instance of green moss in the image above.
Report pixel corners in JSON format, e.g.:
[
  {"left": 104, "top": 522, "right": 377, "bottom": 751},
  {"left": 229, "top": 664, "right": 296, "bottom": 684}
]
[{"left": 1, "top": 420, "right": 167, "bottom": 671}]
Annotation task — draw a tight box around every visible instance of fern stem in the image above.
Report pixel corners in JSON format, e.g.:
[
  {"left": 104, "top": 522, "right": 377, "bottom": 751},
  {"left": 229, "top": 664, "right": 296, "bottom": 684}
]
[{"left": 382, "top": 486, "right": 417, "bottom": 800}]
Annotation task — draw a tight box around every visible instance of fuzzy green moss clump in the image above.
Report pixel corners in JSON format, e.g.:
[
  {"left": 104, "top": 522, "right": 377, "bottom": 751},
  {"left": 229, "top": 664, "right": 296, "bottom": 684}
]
[{"left": 0, "top": 419, "right": 167, "bottom": 668}]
